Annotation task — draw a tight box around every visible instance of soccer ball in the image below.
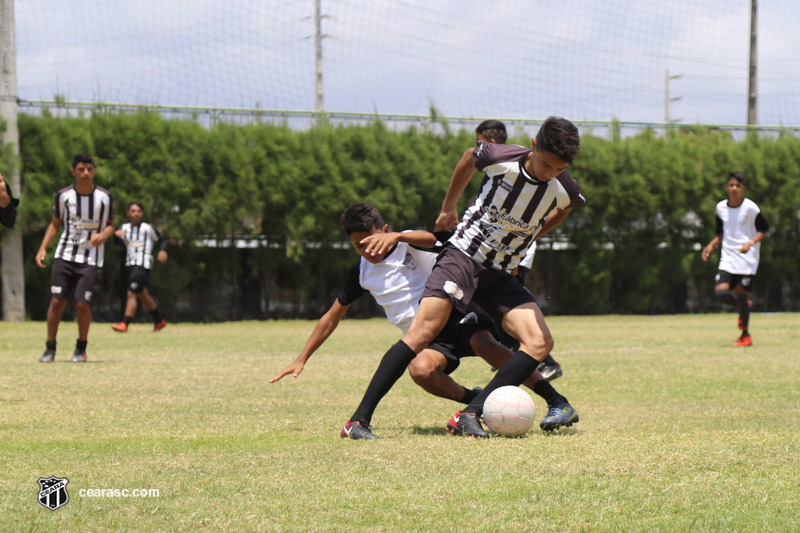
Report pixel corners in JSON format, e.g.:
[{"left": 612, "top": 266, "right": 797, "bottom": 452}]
[{"left": 482, "top": 386, "right": 536, "bottom": 437}]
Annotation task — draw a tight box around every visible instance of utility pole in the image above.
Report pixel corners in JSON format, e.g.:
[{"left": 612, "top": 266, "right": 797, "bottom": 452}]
[
  {"left": 1, "top": 0, "right": 26, "bottom": 321},
  {"left": 664, "top": 70, "right": 682, "bottom": 124},
  {"left": 314, "top": 0, "right": 326, "bottom": 114},
  {"left": 747, "top": 0, "right": 758, "bottom": 125}
]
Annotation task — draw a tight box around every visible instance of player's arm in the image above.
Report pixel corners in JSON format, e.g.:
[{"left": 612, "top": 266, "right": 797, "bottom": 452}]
[
  {"left": 435, "top": 147, "right": 476, "bottom": 231},
  {"left": 0, "top": 178, "right": 18, "bottom": 229},
  {"left": 534, "top": 207, "right": 571, "bottom": 241},
  {"left": 361, "top": 230, "right": 438, "bottom": 257},
  {"left": 155, "top": 227, "right": 168, "bottom": 263},
  {"left": 738, "top": 213, "right": 769, "bottom": 254},
  {"left": 35, "top": 216, "right": 63, "bottom": 268},
  {"left": 91, "top": 219, "right": 115, "bottom": 247},
  {"left": 269, "top": 299, "right": 350, "bottom": 382},
  {"left": 701, "top": 216, "right": 724, "bottom": 262}
]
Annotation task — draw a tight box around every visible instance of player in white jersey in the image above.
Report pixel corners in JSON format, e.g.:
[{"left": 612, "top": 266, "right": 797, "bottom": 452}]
[
  {"left": 345, "top": 118, "right": 584, "bottom": 438},
  {"left": 111, "top": 201, "right": 168, "bottom": 333},
  {"left": 35, "top": 153, "right": 115, "bottom": 363},
  {"left": 271, "top": 203, "right": 577, "bottom": 439},
  {"left": 701, "top": 172, "right": 769, "bottom": 347}
]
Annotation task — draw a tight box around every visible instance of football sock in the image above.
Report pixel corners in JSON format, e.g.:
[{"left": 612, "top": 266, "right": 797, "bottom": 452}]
[
  {"left": 542, "top": 354, "right": 557, "bottom": 366},
  {"left": 76, "top": 339, "right": 88, "bottom": 352},
  {"left": 46, "top": 340, "right": 56, "bottom": 352},
  {"left": 351, "top": 340, "right": 417, "bottom": 425},
  {"left": 715, "top": 289, "right": 736, "bottom": 306},
  {"left": 462, "top": 386, "right": 480, "bottom": 404},
  {"left": 122, "top": 316, "right": 132, "bottom": 326},
  {"left": 736, "top": 292, "right": 750, "bottom": 330},
  {"left": 150, "top": 308, "right": 163, "bottom": 323},
  {"left": 462, "top": 350, "right": 539, "bottom": 415},
  {"left": 533, "top": 379, "right": 566, "bottom": 407}
]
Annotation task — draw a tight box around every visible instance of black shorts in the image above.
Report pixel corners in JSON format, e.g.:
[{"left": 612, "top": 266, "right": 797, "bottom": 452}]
[
  {"left": 716, "top": 270, "right": 755, "bottom": 293},
  {"left": 50, "top": 258, "right": 98, "bottom": 304},
  {"left": 427, "top": 308, "right": 497, "bottom": 375},
  {"left": 125, "top": 266, "right": 151, "bottom": 293},
  {"left": 422, "top": 244, "right": 536, "bottom": 316}
]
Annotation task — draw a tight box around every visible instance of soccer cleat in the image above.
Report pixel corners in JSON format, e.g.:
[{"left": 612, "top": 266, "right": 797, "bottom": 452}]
[
  {"left": 39, "top": 349, "right": 56, "bottom": 363},
  {"left": 539, "top": 402, "right": 579, "bottom": 432},
  {"left": 537, "top": 356, "right": 563, "bottom": 381},
  {"left": 153, "top": 319, "right": 167, "bottom": 332},
  {"left": 71, "top": 347, "right": 87, "bottom": 363},
  {"left": 111, "top": 322, "right": 128, "bottom": 333},
  {"left": 733, "top": 334, "right": 752, "bottom": 347},
  {"left": 446, "top": 410, "right": 490, "bottom": 438},
  {"left": 340, "top": 420, "right": 380, "bottom": 440}
]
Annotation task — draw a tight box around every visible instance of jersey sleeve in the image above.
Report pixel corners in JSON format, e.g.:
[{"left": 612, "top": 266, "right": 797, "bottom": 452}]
[
  {"left": 153, "top": 226, "right": 168, "bottom": 251},
  {"left": 715, "top": 215, "right": 724, "bottom": 235},
  {"left": 755, "top": 212, "right": 769, "bottom": 234},
  {"left": 53, "top": 190, "right": 63, "bottom": 219},
  {"left": 473, "top": 142, "right": 530, "bottom": 171},
  {"left": 337, "top": 263, "right": 366, "bottom": 306},
  {"left": 555, "top": 172, "right": 586, "bottom": 209}
]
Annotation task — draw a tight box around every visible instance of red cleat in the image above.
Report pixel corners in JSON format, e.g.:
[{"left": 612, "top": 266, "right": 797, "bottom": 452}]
[
  {"left": 111, "top": 322, "right": 128, "bottom": 333},
  {"left": 153, "top": 319, "right": 167, "bottom": 332},
  {"left": 733, "top": 334, "right": 752, "bottom": 347}
]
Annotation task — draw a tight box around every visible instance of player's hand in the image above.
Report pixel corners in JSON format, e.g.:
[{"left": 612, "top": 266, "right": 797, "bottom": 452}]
[
  {"left": 361, "top": 232, "right": 399, "bottom": 258},
  {"left": 701, "top": 245, "right": 713, "bottom": 262},
  {"left": 270, "top": 361, "right": 305, "bottom": 383},
  {"left": 434, "top": 209, "right": 459, "bottom": 231},
  {"left": 35, "top": 249, "right": 47, "bottom": 268},
  {"left": 0, "top": 173, "right": 10, "bottom": 208},
  {"left": 738, "top": 242, "right": 752, "bottom": 254},
  {"left": 90, "top": 233, "right": 107, "bottom": 247},
  {"left": 114, "top": 229, "right": 124, "bottom": 238},
  {"left": 157, "top": 250, "right": 168, "bottom": 264}
]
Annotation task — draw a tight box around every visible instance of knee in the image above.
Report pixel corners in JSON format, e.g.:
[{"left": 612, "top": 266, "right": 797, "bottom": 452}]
[
  {"left": 75, "top": 301, "right": 90, "bottom": 313},
  {"left": 407, "top": 357, "right": 436, "bottom": 385},
  {"left": 521, "top": 333, "right": 554, "bottom": 359}
]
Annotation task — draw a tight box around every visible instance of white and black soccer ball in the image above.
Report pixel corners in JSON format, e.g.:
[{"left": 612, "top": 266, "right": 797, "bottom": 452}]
[{"left": 482, "top": 386, "right": 536, "bottom": 437}]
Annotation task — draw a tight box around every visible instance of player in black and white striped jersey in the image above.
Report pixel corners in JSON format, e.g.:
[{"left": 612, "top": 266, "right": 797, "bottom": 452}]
[
  {"left": 111, "top": 201, "right": 168, "bottom": 333},
  {"left": 36, "top": 153, "right": 115, "bottom": 362}
]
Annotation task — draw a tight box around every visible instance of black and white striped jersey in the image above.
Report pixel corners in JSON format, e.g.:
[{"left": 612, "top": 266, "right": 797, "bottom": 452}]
[
  {"left": 118, "top": 222, "right": 166, "bottom": 270},
  {"left": 53, "top": 185, "right": 114, "bottom": 267},
  {"left": 450, "top": 142, "right": 585, "bottom": 273}
]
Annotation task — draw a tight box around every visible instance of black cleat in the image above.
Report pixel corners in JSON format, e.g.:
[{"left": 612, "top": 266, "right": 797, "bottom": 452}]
[
  {"left": 540, "top": 402, "right": 579, "bottom": 431},
  {"left": 536, "top": 355, "right": 563, "bottom": 381},
  {"left": 71, "top": 347, "right": 87, "bottom": 363},
  {"left": 39, "top": 349, "right": 56, "bottom": 363},
  {"left": 447, "top": 410, "right": 490, "bottom": 438},
  {"left": 340, "top": 420, "right": 380, "bottom": 440}
]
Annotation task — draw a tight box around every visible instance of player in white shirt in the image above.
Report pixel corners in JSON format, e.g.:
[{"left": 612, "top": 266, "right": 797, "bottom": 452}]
[
  {"left": 701, "top": 172, "right": 769, "bottom": 347},
  {"left": 35, "top": 153, "right": 115, "bottom": 363},
  {"left": 271, "top": 203, "right": 577, "bottom": 439}
]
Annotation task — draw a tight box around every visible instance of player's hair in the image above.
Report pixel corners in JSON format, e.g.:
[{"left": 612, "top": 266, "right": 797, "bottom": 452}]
[
  {"left": 128, "top": 201, "right": 145, "bottom": 211},
  {"left": 727, "top": 171, "right": 748, "bottom": 186},
  {"left": 72, "top": 153, "right": 95, "bottom": 168},
  {"left": 476, "top": 119, "right": 507, "bottom": 144},
  {"left": 535, "top": 116, "right": 580, "bottom": 164},
  {"left": 341, "top": 202, "right": 384, "bottom": 235}
]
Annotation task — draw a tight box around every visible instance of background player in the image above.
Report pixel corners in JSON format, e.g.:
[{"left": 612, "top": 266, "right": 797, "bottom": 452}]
[
  {"left": 701, "top": 171, "right": 768, "bottom": 347},
  {"left": 111, "top": 201, "right": 168, "bottom": 332},
  {"left": 0, "top": 171, "right": 20, "bottom": 229},
  {"left": 35, "top": 153, "right": 114, "bottom": 362}
]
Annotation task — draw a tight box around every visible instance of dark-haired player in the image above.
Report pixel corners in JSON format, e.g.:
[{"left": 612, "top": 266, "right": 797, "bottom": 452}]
[
  {"left": 344, "top": 117, "right": 585, "bottom": 438},
  {"left": 111, "top": 201, "right": 168, "bottom": 333},
  {"left": 701, "top": 171, "right": 768, "bottom": 347},
  {"left": 36, "top": 153, "right": 114, "bottom": 362},
  {"left": 0, "top": 171, "right": 20, "bottom": 229}
]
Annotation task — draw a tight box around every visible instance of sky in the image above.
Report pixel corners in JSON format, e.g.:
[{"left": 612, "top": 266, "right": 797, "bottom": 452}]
[{"left": 12, "top": 0, "right": 800, "bottom": 127}]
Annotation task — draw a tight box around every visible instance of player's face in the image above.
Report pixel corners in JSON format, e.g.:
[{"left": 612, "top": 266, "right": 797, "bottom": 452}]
[
  {"left": 71, "top": 162, "right": 96, "bottom": 186},
  {"left": 725, "top": 178, "right": 746, "bottom": 205},
  {"left": 127, "top": 205, "right": 144, "bottom": 224},
  {"left": 526, "top": 140, "right": 569, "bottom": 181},
  {"left": 349, "top": 226, "right": 387, "bottom": 264}
]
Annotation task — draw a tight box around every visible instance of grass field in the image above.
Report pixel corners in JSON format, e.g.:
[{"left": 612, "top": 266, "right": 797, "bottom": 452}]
[{"left": 1, "top": 314, "right": 799, "bottom": 532}]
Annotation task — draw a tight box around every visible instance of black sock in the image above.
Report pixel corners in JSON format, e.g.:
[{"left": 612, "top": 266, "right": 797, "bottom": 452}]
[
  {"left": 533, "top": 380, "right": 566, "bottom": 407},
  {"left": 462, "top": 386, "right": 480, "bottom": 404},
  {"left": 122, "top": 316, "right": 132, "bottom": 326},
  {"left": 46, "top": 340, "right": 56, "bottom": 352},
  {"left": 351, "top": 340, "right": 417, "bottom": 425},
  {"left": 736, "top": 292, "right": 750, "bottom": 331},
  {"left": 463, "top": 350, "right": 539, "bottom": 415},
  {"left": 150, "top": 308, "right": 163, "bottom": 323},
  {"left": 542, "top": 354, "right": 557, "bottom": 366},
  {"left": 76, "top": 339, "right": 88, "bottom": 352},
  {"left": 715, "top": 289, "right": 736, "bottom": 307}
]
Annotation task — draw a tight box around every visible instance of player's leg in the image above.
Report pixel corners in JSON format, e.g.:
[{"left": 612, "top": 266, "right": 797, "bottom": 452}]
[
  {"left": 714, "top": 271, "right": 736, "bottom": 306},
  {"left": 407, "top": 349, "right": 476, "bottom": 403},
  {"left": 112, "top": 290, "right": 137, "bottom": 332},
  {"left": 71, "top": 265, "right": 98, "bottom": 362},
  {"left": 139, "top": 286, "right": 166, "bottom": 331},
  {"left": 40, "top": 259, "right": 71, "bottom": 362},
  {"left": 733, "top": 277, "right": 753, "bottom": 347},
  {"left": 342, "top": 296, "right": 452, "bottom": 439}
]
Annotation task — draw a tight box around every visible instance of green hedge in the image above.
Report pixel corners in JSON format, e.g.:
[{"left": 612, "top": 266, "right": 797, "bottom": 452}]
[{"left": 3, "top": 112, "right": 800, "bottom": 319}]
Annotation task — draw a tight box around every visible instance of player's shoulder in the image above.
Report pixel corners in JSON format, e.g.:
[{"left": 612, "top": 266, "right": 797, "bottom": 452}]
[
  {"left": 94, "top": 185, "right": 112, "bottom": 198},
  {"left": 474, "top": 141, "right": 529, "bottom": 169},
  {"left": 56, "top": 184, "right": 75, "bottom": 197},
  {"left": 742, "top": 197, "right": 760, "bottom": 211}
]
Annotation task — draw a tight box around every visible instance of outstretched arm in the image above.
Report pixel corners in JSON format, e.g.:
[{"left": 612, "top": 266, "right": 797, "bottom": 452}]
[
  {"left": 435, "top": 147, "right": 476, "bottom": 231},
  {"left": 36, "top": 217, "right": 63, "bottom": 267},
  {"left": 270, "top": 299, "right": 350, "bottom": 382},
  {"left": 360, "top": 230, "right": 438, "bottom": 258}
]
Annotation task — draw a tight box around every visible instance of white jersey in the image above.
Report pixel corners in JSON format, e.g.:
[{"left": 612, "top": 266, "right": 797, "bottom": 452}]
[
  {"left": 716, "top": 198, "right": 762, "bottom": 275},
  {"left": 519, "top": 241, "right": 537, "bottom": 270},
  {"left": 118, "top": 222, "right": 165, "bottom": 270},
  {"left": 53, "top": 185, "right": 114, "bottom": 267},
  {"left": 338, "top": 240, "right": 438, "bottom": 335}
]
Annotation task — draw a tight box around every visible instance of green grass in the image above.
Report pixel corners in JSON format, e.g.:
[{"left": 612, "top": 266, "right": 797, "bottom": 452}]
[{"left": 1, "top": 314, "right": 799, "bottom": 532}]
